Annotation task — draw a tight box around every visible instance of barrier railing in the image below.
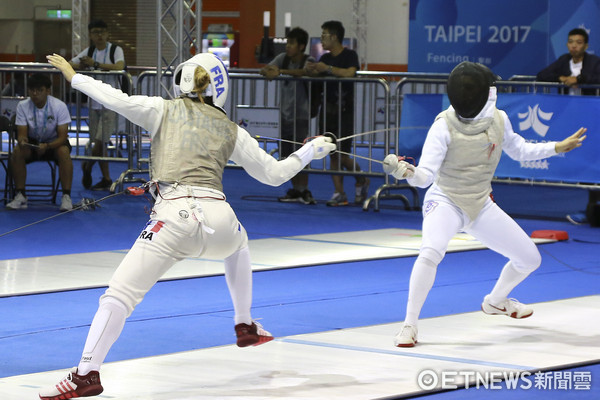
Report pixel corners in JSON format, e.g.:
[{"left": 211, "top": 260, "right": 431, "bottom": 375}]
[
  {"left": 0, "top": 63, "right": 134, "bottom": 193},
  {"left": 116, "top": 70, "right": 393, "bottom": 193},
  {"left": 365, "top": 77, "right": 600, "bottom": 211},
  {"left": 2, "top": 63, "right": 598, "bottom": 211}
]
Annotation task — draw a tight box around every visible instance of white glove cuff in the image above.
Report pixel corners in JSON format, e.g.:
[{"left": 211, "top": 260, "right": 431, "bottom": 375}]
[
  {"left": 293, "top": 141, "right": 314, "bottom": 167},
  {"left": 407, "top": 167, "right": 427, "bottom": 187}
]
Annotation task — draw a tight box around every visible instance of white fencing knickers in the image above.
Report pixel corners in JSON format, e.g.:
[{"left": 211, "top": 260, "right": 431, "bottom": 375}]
[
  {"left": 404, "top": 192, "right": 541, "bottom": 325},
  {"left": 77, "top": 185, "right": 251, "bottom": 373},
  {"left": 103, "top": 184, "right": 249, "bottom": 315}
]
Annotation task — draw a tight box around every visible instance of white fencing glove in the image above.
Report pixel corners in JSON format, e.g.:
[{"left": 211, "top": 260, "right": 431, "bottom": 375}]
[
  {"left": 311, "top": 136, "right": 336, "bottom": 160},
  {"left": 383, "top": 154, "right": 415, "bottom": 180}
]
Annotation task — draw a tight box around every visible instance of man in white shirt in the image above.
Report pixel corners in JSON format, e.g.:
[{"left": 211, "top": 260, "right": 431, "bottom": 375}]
[
  {"left": 6, "top": 73, "right": 73, "bottom": 211},
  {"left": 70, "top": 19, "right": 126, "bottom": 191}
]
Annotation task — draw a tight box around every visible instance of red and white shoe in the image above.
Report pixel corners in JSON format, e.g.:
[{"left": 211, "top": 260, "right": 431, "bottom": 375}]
[
  {"left": 393, "top": 324, "right": 418, "bottom": 347},
  {"left": 39, "top": 367, "right": 103, "bottom": 399},
  {"left": 235, "top": 321, "right": 274, "bottom": 347},
  {"left": 481, "top": 295, "right": 533, "bottom": 319}
]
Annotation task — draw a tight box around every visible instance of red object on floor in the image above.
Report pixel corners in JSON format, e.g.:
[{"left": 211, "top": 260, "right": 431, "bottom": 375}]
[{"left": 530, "top": 230, "right": 569, "bottom": 241}]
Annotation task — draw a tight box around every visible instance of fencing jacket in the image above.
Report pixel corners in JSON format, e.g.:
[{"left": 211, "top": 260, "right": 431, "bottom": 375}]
[
  {"left": 435, "top": 108, "right": 504, "bottom": 221},
  {"left": 70, "top": 73, "right": 315, "bottom": 190},
  {"left": 150, "top": 98, "right": 237, "bottom": 191},
  {"left": 407, "top": 87, "right": 558, "bottom": 222}
]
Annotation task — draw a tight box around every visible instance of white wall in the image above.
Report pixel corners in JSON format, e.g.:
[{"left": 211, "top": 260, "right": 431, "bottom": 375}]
[
  {"left": 0, "top": 0, "right": 72, "bottom": 54},
  {"left": 0, "top": 0, "right": 412, "bottom": 66},
  {"left": 0, "top": 21, "right": 35, "bottom": 54},
  {"left": 274, "top": 0, "right": 409, "bottom": 66}
]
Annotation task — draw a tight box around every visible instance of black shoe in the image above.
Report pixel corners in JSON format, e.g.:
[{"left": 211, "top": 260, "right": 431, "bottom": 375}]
[
  {"left": 91, "top": 178, "right": 112, "bottom": 191},
  {"left": 278, "top": 188, "right": 302, "bottom": 203},
  {"left": 299, "top": 189, "right": 317, "bottom": 205},
  {"left": 81, "top": 162, "right": 92, "bottom": 189}
]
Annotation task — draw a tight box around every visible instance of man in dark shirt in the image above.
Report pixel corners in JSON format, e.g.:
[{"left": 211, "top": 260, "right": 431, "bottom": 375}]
[
  {"left": 536, "top": 28, "right": 600, "bottom": 95},
  {"left": 537, "top": 28, "right": 600, "bottom": 225},
  {"left": 306, "top": 20, "right": 369, "bottom": 206}
]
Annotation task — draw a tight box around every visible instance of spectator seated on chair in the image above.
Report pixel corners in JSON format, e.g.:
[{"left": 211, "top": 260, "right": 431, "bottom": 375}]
[{"left": 6, "top": 73, "right": 74, "bottom": 212}]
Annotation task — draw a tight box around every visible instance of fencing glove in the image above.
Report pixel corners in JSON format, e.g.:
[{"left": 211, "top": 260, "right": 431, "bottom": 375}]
[
  {"left": 311, "top": 136, "right": 336, "bottom": 159},
  {"left": 383, "top": 154, "right": 415, "bottom": 180}
]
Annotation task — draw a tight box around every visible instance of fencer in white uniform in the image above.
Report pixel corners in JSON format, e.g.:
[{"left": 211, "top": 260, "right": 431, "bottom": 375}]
[
  {"left": 41, "top": 53, "right": 336, "bottom": 400},
  {"left": 383, "top": 61, "right": 586, "bottom": 347}
]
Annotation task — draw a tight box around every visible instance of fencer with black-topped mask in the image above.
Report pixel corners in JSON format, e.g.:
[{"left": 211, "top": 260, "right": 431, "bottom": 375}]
[
  {"left": 383, "top": 61, "right": 586, "bottom": 348},
  {"left": 42, "top": 52, "right": 335, "bottom": 400}
]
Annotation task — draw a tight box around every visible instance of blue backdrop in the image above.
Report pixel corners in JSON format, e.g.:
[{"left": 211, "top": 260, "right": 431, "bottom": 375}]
[
  {"left": 399, "top": 93, "right": 600, "bottom": 183},
  {"left": 409, "top": 0, "right": 600, "bottom": 78}
]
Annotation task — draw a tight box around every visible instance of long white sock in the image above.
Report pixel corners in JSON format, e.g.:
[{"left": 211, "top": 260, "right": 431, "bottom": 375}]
[
  {"left": 224, "top": 246, "right": 253, "bottom": 325},
  {"left": 77, "top": 297, "right": 128, "bottom": 375},
  {"left": 488, "top": 261, "right": 530, "bottom": 304},
  {"left": 404, "top": 256, "right": 438, "bottom": 326}
]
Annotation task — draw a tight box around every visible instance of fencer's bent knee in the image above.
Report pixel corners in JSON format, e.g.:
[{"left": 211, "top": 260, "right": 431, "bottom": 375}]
[
  {"left": 224, "top": 245, "right": 250, "bottom": 264},
  {"left": 98, "top": 295, "right": 129, "bottom": 315},
  {"left": 510, "top": 247, "right": 541, "bottom": 273},
  {"left": 101, "top": 287, "right": 141, "bottom": 317},
  {"left": 419, "top": 247, "right": 444, "bottom": 267}
]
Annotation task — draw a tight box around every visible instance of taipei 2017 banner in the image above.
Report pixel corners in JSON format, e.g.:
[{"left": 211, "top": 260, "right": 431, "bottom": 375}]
[
  {"left": 399, "top": 93, "right": 600, "bottom": 184},
  {"left": 495, "top": 93, "right": 600, "bottom": 183},
  {"left": 409, "top": 0, "right": 600, "bottom": 79}
]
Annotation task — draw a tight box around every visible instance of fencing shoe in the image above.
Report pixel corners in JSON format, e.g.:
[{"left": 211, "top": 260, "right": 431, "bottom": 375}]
[
  {"left": 394, "top": 324, "right": 418, "bottom": 347},
  {"left": 60, "top": 194, "right": 73, "bottom": 212},
  {"left": 39, "top": 367, "right": 103, "bottom": 400},
  {"left": 235, "top": 321, "right": 274, "bottom": 347},
  {"left": 6, "top": 192, "right": 27, "bottom": 210},
  {"left": 481, "top": 295, "right": 533, "bottom": 319}
]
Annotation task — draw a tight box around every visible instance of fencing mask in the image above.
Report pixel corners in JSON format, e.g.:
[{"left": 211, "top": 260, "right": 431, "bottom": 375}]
[
  {"left": 173, "top": 53, "right": 229, "bottom": 108},
  {"left": 447, "top": 61, "right": 497, "bottom": 119}
]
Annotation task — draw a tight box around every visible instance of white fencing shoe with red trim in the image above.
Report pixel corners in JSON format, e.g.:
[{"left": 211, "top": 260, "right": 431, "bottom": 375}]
[
  {"left": 39, "top": 367, "right": 103, "bottom": 399},
  {"left": 481, "top": 295, "right": 533, "bottom": 319}
]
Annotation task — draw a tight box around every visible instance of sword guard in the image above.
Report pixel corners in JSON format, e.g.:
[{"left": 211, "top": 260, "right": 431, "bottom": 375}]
[{"left": 322, "top": 132, "right": 338, "bottom": 148}]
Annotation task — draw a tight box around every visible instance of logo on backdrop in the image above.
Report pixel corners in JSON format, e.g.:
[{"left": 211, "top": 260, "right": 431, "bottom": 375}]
[{"left": 518, "top": 104, "right": 553, "bottom": 137}]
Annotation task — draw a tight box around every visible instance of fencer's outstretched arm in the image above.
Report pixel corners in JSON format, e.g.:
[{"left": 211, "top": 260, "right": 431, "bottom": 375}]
[
  {"left": 47, "top": 53, "right": 164, "bottom": 134},
  {"left": 384, "top": 115, "right": 587, "bottom": 188},
  {"left": 230, "top": 127, "right": 335, "bottom": 186},
  {"left": 501, "top": 115, "right": 586, "bottom": 160},
  {"left": 49, "top": 52, "right": 336, "bottom": 186}
]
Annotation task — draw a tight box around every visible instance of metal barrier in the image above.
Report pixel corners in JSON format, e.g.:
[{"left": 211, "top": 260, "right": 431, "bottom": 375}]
[
  {"left": 3, "top": 62, "right": 598, "bottom": 211},
  {"left": 0, "top": 62, "right": 134, "bottom": 193},
  {"left": 116, "top": 70, "right": 394, "bottom": 194},
  {"left": 365, "top": 77, "right": 600, "bottom": 212}
]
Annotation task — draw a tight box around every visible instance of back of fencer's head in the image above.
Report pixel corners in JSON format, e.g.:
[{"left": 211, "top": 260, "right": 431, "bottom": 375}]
[
  {"left": 173, "top": 53, "right": 229, "bottom": 108},
  {"left": 447, "top": 61, "right": 497, "bottom": 119}
]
